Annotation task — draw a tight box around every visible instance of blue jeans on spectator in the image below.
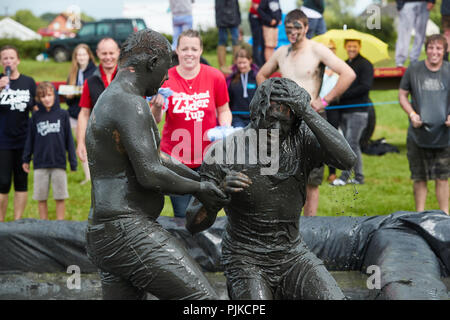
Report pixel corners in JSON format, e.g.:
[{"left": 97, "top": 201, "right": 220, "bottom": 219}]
[
  {"left": 306, "top": 17, "right": 327, "bottom": 39},
  {"left": 170, "top": 167, "right": 199, "bottom": 218},
  {"left": 339, "top": 112, "right": 368, "bottom": 183},
  {"left": 172, "top": 15, "right": 193, "bottom": 50},
  {"left": 231, "top": 116, "right": 250, "bottom": 128},
  {"left": 249, "top": 13, "right": 265, "bottom": 67},
  {"left": 170, "top": 194, "right": 193, "bottom": 218},
  {"left": 218, "top": 27, "right": 240, "bottom": 46}
]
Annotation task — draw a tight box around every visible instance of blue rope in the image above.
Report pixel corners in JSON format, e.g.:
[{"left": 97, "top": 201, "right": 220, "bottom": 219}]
[{"left": 231, "top": 100, "right": 401, "bottom": 115}]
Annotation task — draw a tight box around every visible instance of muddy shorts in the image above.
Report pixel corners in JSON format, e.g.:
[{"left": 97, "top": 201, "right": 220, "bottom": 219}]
[
  {"left": 308, "top": 165, "right": 325, "bottom": 186},
  {"left": 223, "top": 241, "right": 345, "bottom": 300},
  {"left": 407, "top": 138, "right": 450, "bottom": 181},
  {"left": 33, "top": 168, "right": 68, "bottom": 201},
  {"left": 262, "top": 25, "right": 278, "bottom": 48},
  {"left": 86, "top": 216, "right": 218, "bottom": 300}
]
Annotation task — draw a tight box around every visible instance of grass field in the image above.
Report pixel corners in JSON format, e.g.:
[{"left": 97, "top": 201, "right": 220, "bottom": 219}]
[{"left": 2, "top": 50, "right": 443, "bottom": 221}]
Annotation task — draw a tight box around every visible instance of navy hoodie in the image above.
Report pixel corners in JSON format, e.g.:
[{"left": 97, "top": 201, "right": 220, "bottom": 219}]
[{"left": 22, "top": 91, "right": 77, "bottom": 171}]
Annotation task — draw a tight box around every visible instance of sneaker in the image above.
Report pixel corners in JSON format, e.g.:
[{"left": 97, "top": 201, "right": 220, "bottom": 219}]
[
  {"left": 348, "top": 179, "right": 364, "bottom": 185},
  {"left": 330, "top": 178, "right": 346, "bottom": 186}
]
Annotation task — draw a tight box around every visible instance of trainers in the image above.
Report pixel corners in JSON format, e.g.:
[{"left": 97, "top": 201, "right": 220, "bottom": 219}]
[
  {"left": 330, "top": 178, "right": 346, "bottom": 186},
  {"left": 348, "top": 179, "right": 364, "bottom": 185}
]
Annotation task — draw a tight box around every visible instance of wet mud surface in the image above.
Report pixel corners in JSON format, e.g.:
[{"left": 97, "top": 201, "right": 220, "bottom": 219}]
[{"left": 2, "top": 271, "right": 447, "bottom": 300}]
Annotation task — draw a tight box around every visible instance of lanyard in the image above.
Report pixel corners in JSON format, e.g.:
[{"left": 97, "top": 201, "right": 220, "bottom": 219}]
[{"left": 240, "top": 72, "right": 249, "bottom": 98}]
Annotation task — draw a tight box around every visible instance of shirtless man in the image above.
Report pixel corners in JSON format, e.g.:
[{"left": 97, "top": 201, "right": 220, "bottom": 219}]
[
  {"left": 256, "top": 9, "right": 356, "bottom": 216},
  {"left": 85, "top": 29, "right": 226, "bottom": 300},
  {"left": 186, "top": 78, "right": 356, "bottom": 299}
]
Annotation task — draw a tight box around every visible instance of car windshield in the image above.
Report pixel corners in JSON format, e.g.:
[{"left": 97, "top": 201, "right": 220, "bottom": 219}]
[
  {"left": 78, "top": 24, "right": 95, "bottom": 37},
  {"left": 136, "top": 20, "right": 146, "bottom": 31}
]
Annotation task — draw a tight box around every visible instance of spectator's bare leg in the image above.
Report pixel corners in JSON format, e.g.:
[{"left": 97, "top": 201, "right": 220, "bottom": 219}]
[
  {"left": 303, "top": 185, "right": 319, "bottom": 216},
  {"left": 38, "top": 200, "right": 48, "bottom": 220},
  {"left": 413, "top": 180, "right": 427, "bottom": 212},
  {"left": 435, "top": 179, "right": 449, "bottom": 215},
  {"left": 14, "top": 191, "right": 27, "bottom": 220},
  {"left": 55, "top": 199, "right": 65, "bottom": 220},
  {"left": 0, "top": 193, "right": 8, "bottom": 221}
]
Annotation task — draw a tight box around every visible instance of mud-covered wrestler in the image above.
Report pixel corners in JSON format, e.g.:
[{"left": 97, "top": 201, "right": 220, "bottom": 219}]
[
  {"left": 186, "top": 78, "right": 356, "bottom": 299},
  {"left": 85, "top": 29, "right": 227, "bottom": 300}
]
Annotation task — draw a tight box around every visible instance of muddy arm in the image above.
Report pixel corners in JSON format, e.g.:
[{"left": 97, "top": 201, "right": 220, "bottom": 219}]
[
  {"left": 301, "top": 106, "right": 356, "bottom": 170},
  {"left": 186, "top": 196, "right": 222, "bottom": 234},
  {"left": 117, "top": 97, "right": 203, "bottom": 195},
  {"left": 159, "top": 151, "right": 200, "bottom": 182}
]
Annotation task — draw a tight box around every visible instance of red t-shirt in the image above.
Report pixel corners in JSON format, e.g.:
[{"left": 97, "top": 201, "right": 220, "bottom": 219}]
[
  {"left": 160, "top": 64, "right": 229, "bottom": 168},
  {"left": 79, "top": 64, "right": 118, "bottom": 109},
  {"left": 249, "top": 0, "right": 261, "bottom": 16}
]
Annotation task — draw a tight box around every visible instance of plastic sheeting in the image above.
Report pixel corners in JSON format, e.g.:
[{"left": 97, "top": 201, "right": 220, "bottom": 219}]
[{"left": 0, "top": 210, "right": 449, "bottom": 299}]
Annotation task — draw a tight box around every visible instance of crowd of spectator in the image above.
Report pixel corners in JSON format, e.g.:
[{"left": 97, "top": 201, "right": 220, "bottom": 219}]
[{"left": 0, "top": 2, "right": 449, "bottom": 222}]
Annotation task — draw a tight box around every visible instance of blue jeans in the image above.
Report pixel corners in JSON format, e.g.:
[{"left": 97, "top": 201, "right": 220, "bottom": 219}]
[
  {"left": 170, "top": 193, "right": 193, "bottom": 218},
  {"left": 249, "top": 13, "right": 265, "bottom": 67},
  {"left": 172, "top": 15, "right": 193, "bottom": 50},
  {"left": 306, "top": 17, "right": 327, "bottom": 39},
  {"left": 170, "top": 167, "right": 199, "bottom": 218},
  {"left": 395, "top": 2, "right": 429, "bottom": 65},
  {"left": 339, "top": 112, "right": 368, "bottom": 183},
  {"left": 231, "top": 116, "right": 250, "bottom": 128},
  {"left": 218, "top": 27, "right": 240, "bottom": 46}
]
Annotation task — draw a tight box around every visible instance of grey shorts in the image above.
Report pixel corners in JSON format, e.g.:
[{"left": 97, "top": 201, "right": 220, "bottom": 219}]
[
  {"left": 33, "top": 168, "right": 69, "bottom": 201},
  {"left": 86, "top": 216, "right": 218, "bottom": 300},
  {"left": 407, "top": 138, "right": 450, "bottom": 181},
  {"left": 308, "top": 165, "right": 325, "bottom": 186}
]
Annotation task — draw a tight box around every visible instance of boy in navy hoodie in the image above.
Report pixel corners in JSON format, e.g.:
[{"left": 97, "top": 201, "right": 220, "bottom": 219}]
[{"left": 22, "top": 82, "right": 77, "bottom": 220}]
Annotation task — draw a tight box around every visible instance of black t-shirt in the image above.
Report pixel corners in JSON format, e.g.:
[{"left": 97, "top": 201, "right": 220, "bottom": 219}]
[
  {"left": 0, "top": 74, "right": 36, "bottom": 149},
  {"left": 399, "top": 61, "right": 450, "bottom": 148}
]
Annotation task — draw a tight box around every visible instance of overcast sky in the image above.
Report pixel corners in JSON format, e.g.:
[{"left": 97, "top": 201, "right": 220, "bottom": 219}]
[{"left": 2, "top": 0, "right": 372, "bottom": 19}]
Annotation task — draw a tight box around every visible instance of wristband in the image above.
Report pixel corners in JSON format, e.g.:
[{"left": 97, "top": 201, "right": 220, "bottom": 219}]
[
  {"left": 321, "top": 97, "right": 328, "bottom": 107},
  {"left": 409, "top": 111, "right": 417, "bottom": 118}
]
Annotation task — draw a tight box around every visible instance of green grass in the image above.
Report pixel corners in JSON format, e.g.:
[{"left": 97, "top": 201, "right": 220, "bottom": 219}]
[{"left": 2, "top": 51, "right": 442, "bottom": 221}]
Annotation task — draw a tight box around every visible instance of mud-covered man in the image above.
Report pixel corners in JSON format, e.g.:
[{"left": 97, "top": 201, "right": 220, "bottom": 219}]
[
  {"left": 85, "top": 29, "right": 226, "bottom": 300},
  {"left": 186, "top": 78, "right": 356, "bottom": 300}
]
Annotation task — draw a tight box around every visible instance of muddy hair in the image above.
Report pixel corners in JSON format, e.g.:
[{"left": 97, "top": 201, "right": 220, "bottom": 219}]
[
  {"left": 249, "top": 77, "right": 310, "bottom": 129},
  {"left": 285, "top": 9, "right": 309, "bottom": 27},
  {"left": 119, "top": 29, "right": 171, "bottom": 68}
]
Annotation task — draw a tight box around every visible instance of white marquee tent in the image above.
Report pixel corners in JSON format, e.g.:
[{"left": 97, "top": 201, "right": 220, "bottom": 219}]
[{"left": 0, "top": 17, "right": 42, "bottom": 41}]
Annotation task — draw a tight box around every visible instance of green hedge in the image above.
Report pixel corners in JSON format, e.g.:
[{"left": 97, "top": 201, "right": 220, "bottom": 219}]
[{"left": 0, "top": 38, "right": 48, "bottom": 59}]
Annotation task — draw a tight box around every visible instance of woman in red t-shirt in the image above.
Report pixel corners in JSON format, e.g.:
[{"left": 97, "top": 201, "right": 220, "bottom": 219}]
[{"left": 151, "top": 29, "right": 232, "bottom": 219}]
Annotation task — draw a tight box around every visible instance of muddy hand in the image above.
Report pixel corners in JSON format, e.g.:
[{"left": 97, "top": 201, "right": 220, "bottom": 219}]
[
  {"left": 221, "top": 171, "right": 252, "bottom": 193},
  {"left": 200, "top": 180, "right": 227, "bottom": 199}
]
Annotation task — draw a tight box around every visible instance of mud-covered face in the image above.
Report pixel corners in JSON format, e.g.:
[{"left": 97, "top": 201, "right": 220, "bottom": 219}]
[
  {"left": 259, "top": 102, "right": 295, "bottom": 142},
  {"left": 285, "top": 20, "right": 307, "bottom": 45}
]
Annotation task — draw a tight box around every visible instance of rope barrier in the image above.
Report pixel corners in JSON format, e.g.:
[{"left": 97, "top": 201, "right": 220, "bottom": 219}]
[{"left": 231, "top": 100, "right": 401, "bottom": 115}]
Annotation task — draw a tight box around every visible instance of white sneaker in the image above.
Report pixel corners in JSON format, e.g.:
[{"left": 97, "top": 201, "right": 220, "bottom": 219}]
[
  {"left": 348, "top": 179, "right": 364, "bottom": 185},
  {"left": 330, "top": 178, "right": 346, "bottom": 186}
]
